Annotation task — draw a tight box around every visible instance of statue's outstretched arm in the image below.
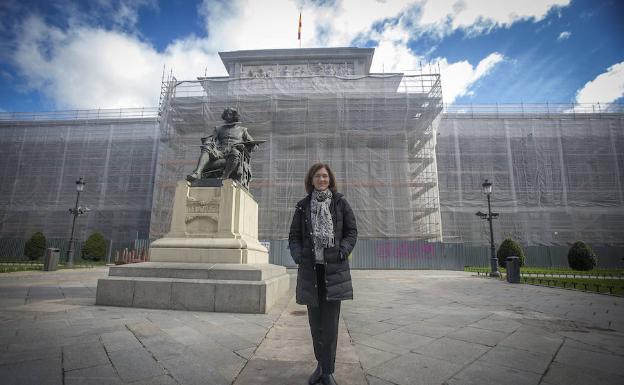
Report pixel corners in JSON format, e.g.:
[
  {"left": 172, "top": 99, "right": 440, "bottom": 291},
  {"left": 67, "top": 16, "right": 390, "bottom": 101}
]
[
  {"left": 242, "top": 127, "right": 254, "bottom": 142},
  {"left": 241, "top": 128, "right": 259, "bottom": 152},
  {"left": 200, "top": 127, "right": 219, "bottom": 146}
]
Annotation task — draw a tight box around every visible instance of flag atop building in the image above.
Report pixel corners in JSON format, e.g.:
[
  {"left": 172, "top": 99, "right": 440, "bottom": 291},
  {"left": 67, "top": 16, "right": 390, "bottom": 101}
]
[{"left": 297, "top": 12, "right": 302, "bottom": 41}]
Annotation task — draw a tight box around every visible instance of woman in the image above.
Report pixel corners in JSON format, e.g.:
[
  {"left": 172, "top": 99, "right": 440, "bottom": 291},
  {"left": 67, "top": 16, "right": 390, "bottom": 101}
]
[{"left": 288, "top": 163, "right": 357, "bottom": 385}]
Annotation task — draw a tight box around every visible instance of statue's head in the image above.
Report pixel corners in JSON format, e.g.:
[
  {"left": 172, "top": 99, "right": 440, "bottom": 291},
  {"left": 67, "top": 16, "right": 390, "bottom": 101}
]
[{"left": 222, "top": 107, "right": 239, "bottom": 123}]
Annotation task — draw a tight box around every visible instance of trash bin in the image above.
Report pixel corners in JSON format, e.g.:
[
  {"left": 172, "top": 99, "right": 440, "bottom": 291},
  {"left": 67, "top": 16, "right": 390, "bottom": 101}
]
[
  {"left": 506, "top": 256, "right": 520, "bottom": 283},
  {"left": 43, "top": 248, "right": 60, "bottom": 271}
]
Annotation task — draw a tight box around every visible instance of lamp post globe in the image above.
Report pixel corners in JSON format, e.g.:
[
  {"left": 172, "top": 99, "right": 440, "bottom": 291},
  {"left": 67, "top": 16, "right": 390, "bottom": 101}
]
[
  {"left": 482, "top": 179, "right": 492, "bottom": 195},
  {"left": 76, "top": 177, "right": 85, "bottom": 192}
]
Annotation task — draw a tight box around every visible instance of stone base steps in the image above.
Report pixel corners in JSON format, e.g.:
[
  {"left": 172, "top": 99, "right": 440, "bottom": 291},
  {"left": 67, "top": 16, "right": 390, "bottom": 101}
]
[{"left": 95, "top": 262, "right": 290, "bottom": 314}]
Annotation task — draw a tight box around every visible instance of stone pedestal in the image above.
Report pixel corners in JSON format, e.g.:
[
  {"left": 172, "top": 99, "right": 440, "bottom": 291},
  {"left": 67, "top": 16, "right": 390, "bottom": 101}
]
[
  {"left": 150, "top": 180, "right": 269, "bottom": 264},
  {"left": 96, "top": 179, "right": 289, "bottom": 314}
]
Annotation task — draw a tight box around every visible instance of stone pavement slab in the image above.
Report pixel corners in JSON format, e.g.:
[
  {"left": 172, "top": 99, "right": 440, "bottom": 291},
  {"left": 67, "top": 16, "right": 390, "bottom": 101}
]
[
  {"left": 0, "top": 356, "right": 62, "bottom": 385},
  {"left": 62, "top": 341, "right": 110, "bottom": 371},
  {"left": 367, "top": 352, "right": 463, "bottom": 385},
  {"left": 107, "top": 347, "right": 166, "bottom": 382},
  {"left": 478, "top": 345, "right": 552, "bottom": 374},
  {"left": 446, "top": 360, "right": 542, "bottom": 385},
  {"left": 395, "top": 321, "right": 458, "bottom": 338},
  {"left": 1, "top": 267, "right": 624, "bottom": 385},
  {"left": 553, "top": 342, "right": 624, "bottom": 376},
  {"left": 351, "top": 342, "right": 399, "bottom": 371},
  {"left": 410, "top": 336, "right": 491, "bottom": 365},
  {"left": 64, "top": 363, "right": 123, "bottom": 385},
  {"left": 540, "top": 361, "right": 624, "bottom": 385},
  {"left": 445, "top": 325, "right": 509, "bottom": 347}
]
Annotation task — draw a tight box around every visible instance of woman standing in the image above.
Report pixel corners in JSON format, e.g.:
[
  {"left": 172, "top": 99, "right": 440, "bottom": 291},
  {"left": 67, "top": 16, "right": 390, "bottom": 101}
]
[{"left": 288, "top": 163, "right": 357, "bottom": 385}]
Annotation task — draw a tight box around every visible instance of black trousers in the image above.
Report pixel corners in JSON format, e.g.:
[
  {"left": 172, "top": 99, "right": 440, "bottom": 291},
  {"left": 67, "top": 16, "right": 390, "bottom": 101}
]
[{"left": 307, "top": 264, "right": 341, "bottom": 374}]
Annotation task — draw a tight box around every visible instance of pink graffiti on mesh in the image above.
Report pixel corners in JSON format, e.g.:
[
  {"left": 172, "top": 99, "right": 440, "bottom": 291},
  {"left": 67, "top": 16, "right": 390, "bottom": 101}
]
[{"left": 376, "top": 242, "right": 435, "bottom": 259}]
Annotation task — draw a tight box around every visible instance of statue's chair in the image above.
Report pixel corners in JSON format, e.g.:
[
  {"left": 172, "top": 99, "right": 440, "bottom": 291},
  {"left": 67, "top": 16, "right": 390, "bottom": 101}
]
[{"left": 200, "top": 143, "right": 254, "bottom": 188}]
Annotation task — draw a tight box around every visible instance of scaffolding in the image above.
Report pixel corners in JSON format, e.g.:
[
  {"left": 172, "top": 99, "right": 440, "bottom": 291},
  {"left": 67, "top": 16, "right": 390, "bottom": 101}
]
[
  {"left": 152, "top": 71, "right": 444, "bottom": 241},
  {"left": 437, "top": 108, "right": 624, "bottom": 246},
  {"left": 0, "top": 109, "right": 159, "bottom": 250},
  {"left": 0, "top": 102, "right": 621, "bottom": 251}
]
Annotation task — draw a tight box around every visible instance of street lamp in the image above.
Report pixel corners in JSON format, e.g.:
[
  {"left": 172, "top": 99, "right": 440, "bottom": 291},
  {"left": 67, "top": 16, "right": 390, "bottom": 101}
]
[
  {"left": 66, "top": 177, "right": 87, "bottom": 268},
  {"left": 475, "top": 179, "right": 500, "bottom": 277}
]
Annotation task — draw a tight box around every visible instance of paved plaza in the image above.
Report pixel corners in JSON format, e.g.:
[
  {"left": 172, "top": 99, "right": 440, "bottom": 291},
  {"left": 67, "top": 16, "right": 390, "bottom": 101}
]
[{"left": 0, "top": 267, "right": 623, "bottom": 385}]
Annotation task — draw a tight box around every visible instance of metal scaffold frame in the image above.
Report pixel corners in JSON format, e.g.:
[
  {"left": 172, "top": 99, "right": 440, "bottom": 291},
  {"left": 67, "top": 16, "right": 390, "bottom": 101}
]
[
  {"left": 436, "top": 107, "right": 624, "bottom": 246},
  {"left": 0, "top": 109, "right": 160, "bottom": 254},
  {"left": 152, "top": 73, "right": 444, "bottom": 241}
]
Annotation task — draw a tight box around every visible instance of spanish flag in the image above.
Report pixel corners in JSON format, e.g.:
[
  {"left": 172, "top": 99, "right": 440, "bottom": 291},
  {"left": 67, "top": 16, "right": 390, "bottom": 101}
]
[{"left": 297, "top": 12, "right": 302, "bottom": 40}]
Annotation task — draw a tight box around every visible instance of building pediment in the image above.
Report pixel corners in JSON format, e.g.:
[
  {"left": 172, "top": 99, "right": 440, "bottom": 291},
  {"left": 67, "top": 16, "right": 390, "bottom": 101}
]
[{"left": 218, "top": 47, "right": 375, "bottom": 77}]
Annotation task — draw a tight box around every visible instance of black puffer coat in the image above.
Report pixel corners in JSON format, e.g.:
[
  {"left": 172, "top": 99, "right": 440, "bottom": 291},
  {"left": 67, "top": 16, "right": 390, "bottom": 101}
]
[{"left": 288, "top": 192, "right": 357, "bottom": 306}]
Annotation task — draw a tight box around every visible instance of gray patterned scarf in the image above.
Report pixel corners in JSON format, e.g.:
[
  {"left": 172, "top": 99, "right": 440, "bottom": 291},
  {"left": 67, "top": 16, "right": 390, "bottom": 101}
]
[{"left": 311, "top": 189, "right": 334, "bottom": 262}]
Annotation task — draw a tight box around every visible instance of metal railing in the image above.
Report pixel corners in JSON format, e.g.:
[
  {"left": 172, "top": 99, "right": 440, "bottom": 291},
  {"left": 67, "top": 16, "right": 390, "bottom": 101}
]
[
  {"left": 443, "top": 103, "right": 624, "bottom": 116},
  {"left": 1, "top": 103, "right": 622, "bottom": 123},
  {"left": 269, "top": 240, "right": 624, "bottom": 270},
  {"left": 0, "top": 107, "right": 159, "bottom": 122}
]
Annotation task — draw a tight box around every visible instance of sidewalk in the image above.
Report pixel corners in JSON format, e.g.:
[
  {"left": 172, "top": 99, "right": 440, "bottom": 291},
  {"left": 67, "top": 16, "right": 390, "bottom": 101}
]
[{"left": 0, "top": 267, "right": 623, "bottom": 385}]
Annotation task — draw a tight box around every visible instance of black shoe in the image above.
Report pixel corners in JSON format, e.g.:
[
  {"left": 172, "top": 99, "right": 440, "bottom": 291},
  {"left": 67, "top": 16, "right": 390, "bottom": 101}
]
[
  {"left": 308, "top": 365, "right": 322, "bottom": 385},
  {"left": 320, "top": 373, "right": 338, "bottom": 385}
]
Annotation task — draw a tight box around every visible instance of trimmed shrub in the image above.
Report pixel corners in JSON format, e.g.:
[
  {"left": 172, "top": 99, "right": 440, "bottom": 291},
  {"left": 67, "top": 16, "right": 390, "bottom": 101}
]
[
  {"left": 24, "top": 231, "right": 46, "bottom": 260},
  {"left": 496, "top": 238, "right": 526, "bottom": 267},
  {"left": 81, "top": 232, "right": 107, "bottom": 261},
  {"left": 568, "top": 241, "right": 597, "bottom": 271}
]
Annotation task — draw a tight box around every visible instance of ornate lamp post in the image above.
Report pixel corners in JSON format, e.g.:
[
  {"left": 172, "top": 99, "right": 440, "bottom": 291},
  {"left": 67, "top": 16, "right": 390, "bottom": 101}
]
[
  {"left": 476, "top": 179, "right": 499, "bottom": 277},
  {"left": 66, "top": 177, "right": 87, "bottom": 268}
]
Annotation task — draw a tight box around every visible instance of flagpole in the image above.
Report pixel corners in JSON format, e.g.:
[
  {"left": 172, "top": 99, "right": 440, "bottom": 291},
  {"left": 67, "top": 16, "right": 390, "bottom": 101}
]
[{"left": 298, "top": 10, "right": 302, "bottom": 48}]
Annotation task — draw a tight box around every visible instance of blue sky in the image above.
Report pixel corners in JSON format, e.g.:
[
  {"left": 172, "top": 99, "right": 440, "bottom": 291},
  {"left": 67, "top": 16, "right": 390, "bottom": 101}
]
[{"left": 0, "top": 0, "right": 622, "bottom": 112}]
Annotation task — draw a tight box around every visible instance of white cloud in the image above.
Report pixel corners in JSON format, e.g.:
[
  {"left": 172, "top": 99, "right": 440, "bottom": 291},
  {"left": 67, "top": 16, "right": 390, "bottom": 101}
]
[
  {"left": 419, "top": 0, "right": 571, "bottom": 37},
  {"left": 370, "top": 40, "right": 420, "bottom": 73},
  {"left": 14, "top": 16, "right": 162, "bottom": 108},
  {"left": 8, "top": 0, "right": 568, "bottom": 109},
  {"left": 557, "top": 31, "right": 571, "bottom": 41},
  {"left": 366, "top": 7, "right": 505, "bottom": 104},
  {"left": 12, "top": 15, "right": 221, "bottom": 109},
  {"left": 369, "top": 39, "right": 503, "bottom": 104},
  {"left": 575, "top": 62, "right": 624, "bottom": 105},
  {"left": 438, "top": 53, "right": 504, "bottom": 104}
]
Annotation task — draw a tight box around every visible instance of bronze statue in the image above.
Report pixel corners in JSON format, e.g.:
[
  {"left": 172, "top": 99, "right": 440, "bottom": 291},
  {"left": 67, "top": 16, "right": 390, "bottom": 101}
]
[{"left": 186, "top": 107, "right": 263, "bottom": 188}]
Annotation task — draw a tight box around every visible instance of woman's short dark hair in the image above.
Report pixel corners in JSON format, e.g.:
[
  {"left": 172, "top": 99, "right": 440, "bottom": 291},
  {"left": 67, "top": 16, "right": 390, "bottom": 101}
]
[{"left": 305, "top": 163, "right": 337, "bottom": 194}]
